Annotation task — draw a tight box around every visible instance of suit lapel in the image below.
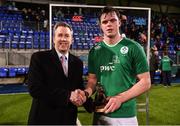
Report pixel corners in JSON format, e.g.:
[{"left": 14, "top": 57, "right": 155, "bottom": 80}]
[
  {"left": 50, "top": 48, "right": 65, "bottom": 75},
  {"left": 68, "top": 53, "right": 74, "bottom": 78}
]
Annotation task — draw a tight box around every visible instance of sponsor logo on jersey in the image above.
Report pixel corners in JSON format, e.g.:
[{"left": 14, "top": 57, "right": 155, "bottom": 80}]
[
  {"left": 120, "top": 46, "right": 128, "bottom": 54},
  {"left": 112, "top": 55, "right": 120, "bottom": 64},
  {"left": 100, "top": 63, "right": 115, "bottom": 72},
  {"left": 100, "top": 65, "right": 115, "bottom": 72}
]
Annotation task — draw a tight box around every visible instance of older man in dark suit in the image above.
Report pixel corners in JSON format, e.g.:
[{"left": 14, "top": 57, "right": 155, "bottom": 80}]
[{"left": 27, "top": 22, "right": 87, "bottom": 125}]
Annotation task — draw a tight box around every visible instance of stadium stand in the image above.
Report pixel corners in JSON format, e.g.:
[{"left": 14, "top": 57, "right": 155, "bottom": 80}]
[
  {"left": 0, "top": 1, "right": 179, "bottom": 94},
  {"left": 0, "top": 66, "right": 28, "bottom": 78}
]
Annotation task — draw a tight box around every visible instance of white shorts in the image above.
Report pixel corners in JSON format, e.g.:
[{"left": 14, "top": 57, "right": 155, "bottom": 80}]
[{"left": 93, "top": 115, "right": 138, "bottom": 126}]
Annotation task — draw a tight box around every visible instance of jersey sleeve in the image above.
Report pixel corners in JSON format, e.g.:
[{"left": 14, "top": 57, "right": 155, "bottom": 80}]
[
  {"left": 88, "top": 48, "right": 95, "bottom": 74},
  {"left": 132, "top": 43, "right": 149, "bottom": 75}
]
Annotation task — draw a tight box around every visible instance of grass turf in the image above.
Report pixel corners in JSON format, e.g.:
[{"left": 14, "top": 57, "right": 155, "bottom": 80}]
[{"left": 0, "top": 84, "right": 179, "bottom": 125}]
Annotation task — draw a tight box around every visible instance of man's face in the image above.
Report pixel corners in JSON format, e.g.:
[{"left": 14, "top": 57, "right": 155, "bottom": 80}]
[
  {"left": 53, "top": 26, "right": 73, "bottom": 54},
  {"left": 100, "top": 12, "right": 121, "bottom": 38}
]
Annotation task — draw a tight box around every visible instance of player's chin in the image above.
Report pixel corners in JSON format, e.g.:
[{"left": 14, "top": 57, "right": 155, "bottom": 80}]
[
  {"left": 107, "top": 33, "right": 116, "bottom": 38},
  {"left": 59, "top": 46, "right": 69, "bottom": 51}
]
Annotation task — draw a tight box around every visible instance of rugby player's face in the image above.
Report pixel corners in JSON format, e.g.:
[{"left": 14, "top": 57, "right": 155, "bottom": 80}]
[
  {"left": 53, "top": 26, "right": 73, "bottom": 54},
  {"left": 100, "top": 12, "right": 121, "bottom": 38}
]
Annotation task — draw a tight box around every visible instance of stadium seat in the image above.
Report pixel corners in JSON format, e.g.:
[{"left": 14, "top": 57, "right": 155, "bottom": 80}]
[
  {"left": 13, "top": 35, "right": 20, "bottom": 42},
  {"left": 89, "top": 43, "right": 94, "bottom": 49},
  {"left": 74, "top": 37, "right": 80, "bottom": 43},
  {"left": 0, "top": 67, "right": 8, "bottom": 78},
  {"left": 33, "top": 40, "right": 39, "bottom": 49},
  {"left": 46, "top": 32, "right": 49, "bottom": 40},
  {"left": 77, "top": 42, "right": 83, "bottom": 49},
  {"left": 22, "top": 30, "right": 28, "bottom": 36},
  {"left": 88, "top": 32, "right": 93, "bottom": 38},
  {"left": 4, "top": 41, "right": 10, "bottom": 49},
  {"left": 81, "top": 37, "right": 85, "bottom": 43},
  {"left": 26, "top": 35, "right": 33, "bottom": 42},
  {"left": 19, "top": 41, "right": 25, "bottom": 49},
  {"left": 16, "top": 67, "right": 26, "bottom": 75},
  {"left": 40, "top": 39, "right": 46, "bottom": 49},
  {"left": 20, "top": 35, "right": 26, "bottom": 42},
  {"left": 83, "top": 42, "right": 89, "bottom": 49},
  {"left": 0, "top": 35, "right": 6, "bottom": 48},
  {"left": 85, "top": 38, "right": 91, "bottom": 43},
  {"left": 46, "top": 39, "right": 50, "bottom": 49},
  {"left": 0, "top": 35, "right": 6, "bottom": 42},
  {"left": 40, "top": 31, "right": 46, "bottom": 39},
  {"left": 0, "top": 40, "right": 3, "bottom": 48},
  {"left": 28, "top": 30, "right": 34, "bottom": 36},
  {"left": 11, "top": 41, "right": 18, "bottom": 49},
  {"left": 26, "top": 41, "right": 32, "bottom": 49},
  {"left": 1, "top": 29, "right": 8, "bottom": 34},
  {"left": 8, "top": 67, "right": 17, "bottom": 77},
  {"left": 34, "top": 31, "right": 39, "bottom": 38}
]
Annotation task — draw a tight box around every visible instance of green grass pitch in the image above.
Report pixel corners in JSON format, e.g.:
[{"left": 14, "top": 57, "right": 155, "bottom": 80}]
[{"left": 0, "top": 84, "right": 179, "bottom": 125}]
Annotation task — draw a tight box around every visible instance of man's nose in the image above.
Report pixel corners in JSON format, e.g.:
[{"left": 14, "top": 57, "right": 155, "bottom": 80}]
[{"left": 60, "top": 36, "right": 67, "bottom": 41}]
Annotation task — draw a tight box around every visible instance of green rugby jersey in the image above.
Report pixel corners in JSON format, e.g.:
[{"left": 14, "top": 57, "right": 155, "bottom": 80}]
[
  {"left": 88, "top": 38, "right": 149, "bottom": 117},
  {"left": 161, "top": 56, "right": 173, "bottom": 71}
]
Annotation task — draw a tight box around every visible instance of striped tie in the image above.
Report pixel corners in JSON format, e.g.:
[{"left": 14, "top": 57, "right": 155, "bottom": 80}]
[{"left": 61, "top": 55, "right": 68, "bottom": 76}]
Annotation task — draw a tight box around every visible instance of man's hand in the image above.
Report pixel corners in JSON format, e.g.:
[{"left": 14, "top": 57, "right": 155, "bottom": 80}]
[
  {"left": 76, "top": 89, "right": 87, "bottom": 103},
  {"left": 102, "top": 95, "right": 122, "bottom": 113},
  {"left": 69, "top": 89, "right": 87, "bottom": 106},
  {"left": 70, "top": 90, "right": 83, "bottom": 106}
]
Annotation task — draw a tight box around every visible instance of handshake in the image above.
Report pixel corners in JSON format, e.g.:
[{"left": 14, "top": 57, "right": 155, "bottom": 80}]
[
  {"left": 70, "top": 86, "right": 109, "bottom": 113},
  {"left": 70, "top": 89, "right": 89, "bottom": 107}
]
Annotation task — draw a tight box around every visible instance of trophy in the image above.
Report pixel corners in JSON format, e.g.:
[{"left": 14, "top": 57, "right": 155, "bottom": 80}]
[{"left": 94, "top": 82, "right": 108, "bottom": 113}]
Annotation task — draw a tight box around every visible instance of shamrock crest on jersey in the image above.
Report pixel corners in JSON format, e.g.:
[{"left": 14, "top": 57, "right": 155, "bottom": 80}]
[{"left": 120, "top": 46, "right": 128, "bottom": 55}]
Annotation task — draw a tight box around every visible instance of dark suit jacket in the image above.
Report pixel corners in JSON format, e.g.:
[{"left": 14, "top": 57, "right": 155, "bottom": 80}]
[{"left": 27, "top": 48, "right": 84, "bottom": 125}]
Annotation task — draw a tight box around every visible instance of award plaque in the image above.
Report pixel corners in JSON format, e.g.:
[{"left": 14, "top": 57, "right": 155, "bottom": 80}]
[{"left": 94, "top": 83, "right": 108, "bottom": 112}]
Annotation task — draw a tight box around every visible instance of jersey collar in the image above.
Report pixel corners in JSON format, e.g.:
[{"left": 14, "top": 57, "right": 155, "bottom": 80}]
[{"left": 103, "top": 38, "right": 123, "bottom": 47}]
